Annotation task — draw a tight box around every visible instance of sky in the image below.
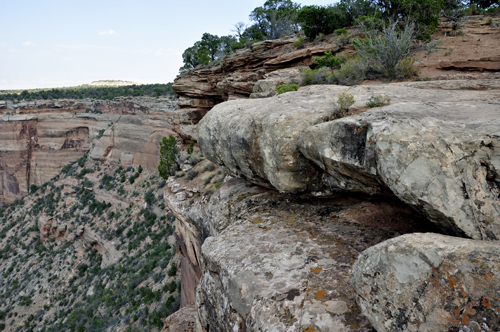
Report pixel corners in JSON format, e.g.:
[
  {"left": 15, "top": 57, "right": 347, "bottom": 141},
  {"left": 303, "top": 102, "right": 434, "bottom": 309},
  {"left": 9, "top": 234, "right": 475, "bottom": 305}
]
[{"left": 0, "top": 0, "right": 335, "bottom": 90}]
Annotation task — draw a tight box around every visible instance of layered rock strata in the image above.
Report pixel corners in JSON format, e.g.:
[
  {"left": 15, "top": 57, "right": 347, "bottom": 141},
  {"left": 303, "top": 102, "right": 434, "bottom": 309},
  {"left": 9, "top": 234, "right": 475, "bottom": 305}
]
[
  {"left": 172, "top": 37, "right": 339, "bottom": 140},
  {"left": 198, "top": 82, "right": 500, "bottom": 240},
  {"left": 352, "top": 233, "right": 500, "bottom": 332},
  {"left": 0, "top": 98, "right": 177, "bottom": 203}
]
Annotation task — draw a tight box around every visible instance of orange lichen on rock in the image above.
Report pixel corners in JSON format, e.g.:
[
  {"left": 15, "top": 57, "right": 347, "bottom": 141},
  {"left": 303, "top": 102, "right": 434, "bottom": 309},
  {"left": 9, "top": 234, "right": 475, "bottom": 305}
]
[
  {"left": 314, "top": 290, "right": 326, "bottom": 299},
  {"left": 310, "top": 267, "right": 322, "bottom": 274}
]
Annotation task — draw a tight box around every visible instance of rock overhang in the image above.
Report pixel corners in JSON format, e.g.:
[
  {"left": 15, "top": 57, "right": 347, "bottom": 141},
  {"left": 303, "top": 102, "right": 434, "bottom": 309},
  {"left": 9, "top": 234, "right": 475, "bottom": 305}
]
[{"left": 197, "top": 83, "right": 500, "bottom": 240}]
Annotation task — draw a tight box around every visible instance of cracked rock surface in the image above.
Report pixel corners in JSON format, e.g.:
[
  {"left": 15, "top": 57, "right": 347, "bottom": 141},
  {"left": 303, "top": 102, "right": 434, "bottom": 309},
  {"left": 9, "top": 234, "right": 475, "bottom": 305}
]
[
  {"left": 352, "top": 233, "right": 500, "bottom": 332},
  {"left": 198, "top": 82, "right": 500, "bottom": 239},
  {"left": 194, "top": 177, "right": 435, "bottom": 331}
]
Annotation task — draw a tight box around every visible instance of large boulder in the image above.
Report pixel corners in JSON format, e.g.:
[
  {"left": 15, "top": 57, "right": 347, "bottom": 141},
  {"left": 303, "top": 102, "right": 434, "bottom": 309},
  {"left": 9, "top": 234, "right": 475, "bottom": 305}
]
[
  {"left": 352, "top": 233, "right": 500, "bottom": 332},
  {"left": 198, "top": 88, "right": 337, "bottom": 193},
  {"left": 299, "top": 96, "right": 500, "bottom": 240},
  {"left": 198, "top": 83, "right": 500, "bottom": 239}
]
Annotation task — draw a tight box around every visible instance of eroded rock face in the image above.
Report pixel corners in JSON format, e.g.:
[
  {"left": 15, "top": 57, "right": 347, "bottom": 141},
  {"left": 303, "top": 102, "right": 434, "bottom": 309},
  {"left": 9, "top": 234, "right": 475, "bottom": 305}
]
[
  {"left": 38, "top": 215, "right": 68, "bottom": 241},
  {"left": 300, "top": 95, "right": 500, "bottom": 240},
  {"left": 197, "top": 90, "right": 335, "bottom": 193},
  {"left": 0, "top": 97, "right": 176, "bottom": 203},
  {"left": 194, "top": 178, "right": 435, "bottom": 331},
  {"left": 352, "top": 233, "right": 500, "bottom": 332},
  {"left": 172, "top": 37, "right": 338, "bottom": 135},
  {"left": 76, "top": 225, "right": 122, "bottom": 268},
  {"left": 437, "top": 56, "right": 500, "bottom": 71},
  {"left": 198, "top": 83, "right": 500, "bottom": 239},
  {"left": 161, "top": 304, "right": 196, "bottom": 332}
]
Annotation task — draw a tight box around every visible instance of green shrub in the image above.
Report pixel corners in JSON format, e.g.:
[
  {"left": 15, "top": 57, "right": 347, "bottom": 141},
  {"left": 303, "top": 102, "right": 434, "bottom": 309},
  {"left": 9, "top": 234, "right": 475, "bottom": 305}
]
[
  {"left": 366, "top": 94, "right": 391, "bottom": 107},
  {"left": 144, "top": 190, "right": 156, "bottom": 205},
  {"left": 354, "top": 15, "right": 386, "bottom": 31},
  {"left": 333, "top": 92, "right": 355, "bottom": 112},
  {"left": 96, "top": 129, "right": 105, "bottom": 139},
  {"left": 276, "top": 83, "right": 300, "bottom": 94},
  {"left": 158, "top": 135, "right": 179, "bottom": 180},
  {"left": 187, "top": 140, "right": 195, "bottom": 155},
  {"left": 398, "top": 58, "right": 420, "bottom": 79},
  {"left": 376, "top": 0, "right": 443, "bottom": 39},
  {"left": 167, "top": 264, "right": 177, "bottom": 276},
  {"left": 297, "top": 5, "right": 346, "bottom": 39},
  {"left": 334, "top": 57, "right": 367, "bottom": 85},
  {"left": 117, "top": 186, "right": 125, "bottom": 196},
  {"left": 354, "top": 22, "right": 415, "bottom": 80},
  {"left": 335, "top": 28, "right": 348, "bottom": 35},
  {"left": 315, "top": 52, "right": 341, "bottom": 71},
  {"left": 186, "top": 170, "right": 199, "bottom": 181},
  {"left": 293, "top": 36, "right": 304, "bottom": 48},
  {"left": 300, "top": 68, "right": 318, "bottom": 85},
  {"left": 29, "top": 184, "right": 38, "bottom": 194}
]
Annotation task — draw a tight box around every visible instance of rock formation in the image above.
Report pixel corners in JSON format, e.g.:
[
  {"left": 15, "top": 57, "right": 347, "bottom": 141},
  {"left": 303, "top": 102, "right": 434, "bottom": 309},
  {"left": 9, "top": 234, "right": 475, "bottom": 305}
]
[
  {"left": 352, "top": 233, "right": 500, "bottom": 332},
  {"left": 172, "top": 37, "right": 339, "bottom": 140},
  {"left": 198, "top": 82, "right": 500, "bottom": 240},
  {"left": 165, "top": 171, "right": 436, "bottom": 331},
  {"left": 75, "top": 225, "right": 122, "bottom": 268},
  {"left": 0, "top": 97, "right": 177, "bottom": 203}
]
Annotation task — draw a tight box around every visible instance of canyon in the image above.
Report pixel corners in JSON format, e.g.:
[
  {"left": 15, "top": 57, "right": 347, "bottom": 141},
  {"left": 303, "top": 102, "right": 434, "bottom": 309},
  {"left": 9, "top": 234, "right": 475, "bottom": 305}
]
[
  {"left": 0, "top": 14, "right": 499, "bottom": 332},
  {"left": 0, "top": 97, "right": 178, "bottom": 204}
]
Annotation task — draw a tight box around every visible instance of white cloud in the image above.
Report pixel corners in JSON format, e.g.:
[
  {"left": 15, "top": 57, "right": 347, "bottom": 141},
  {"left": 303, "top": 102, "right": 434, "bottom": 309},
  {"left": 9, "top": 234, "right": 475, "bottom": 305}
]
[
  {"left": 23, "top": 41, "right": 33, "bottom": 46},
  {"left": 99, "top": 29, "right": 117, "bottom": 36}
]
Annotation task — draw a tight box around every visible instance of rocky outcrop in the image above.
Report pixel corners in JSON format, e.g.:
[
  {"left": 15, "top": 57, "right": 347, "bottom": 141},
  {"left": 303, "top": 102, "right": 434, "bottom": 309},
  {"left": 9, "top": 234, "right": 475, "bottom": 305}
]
[
  {"left": 0, "top": 97, "right": 177, "bottom": 203},
  {"left": 250, "top": 67, "right": 302, "bottom": 99},
  {"left": 161, "top": 304, "right": 196, "bottom": 332},
  {"left": 352, "top": 233, "right": 500, "bottom": 332},
  {"left": 75, "top": 225, "right": 122, "bottom": 268},
  {"left": 38, "top": 215, "right": 68, "bottom": 241},
  {"left": 164, "top": 170, "right": 436, "bottom": 331},
  {"left": 172, "top": 37, "right": 338, "bottom": 137},
  {"left": 196, "top": 178, "right": 435, "bottom": 331},
  {"left": 198, "top": 82, "right": 500, "bottom": 240},
  {"left": 437, "top": 56, "right": 500, "bottom": 71}
]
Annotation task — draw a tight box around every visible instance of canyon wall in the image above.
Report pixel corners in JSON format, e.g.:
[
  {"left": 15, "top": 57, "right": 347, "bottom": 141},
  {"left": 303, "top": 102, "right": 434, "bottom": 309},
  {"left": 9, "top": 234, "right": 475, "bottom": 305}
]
[{"left": 0, "top": 97, "right": 177, "bottom": 203}]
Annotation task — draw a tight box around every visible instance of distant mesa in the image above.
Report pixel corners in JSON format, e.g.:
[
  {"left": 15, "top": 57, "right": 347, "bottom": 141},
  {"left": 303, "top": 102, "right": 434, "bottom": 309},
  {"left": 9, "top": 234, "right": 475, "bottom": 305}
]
[{"left": 88, "top": 80, "right": 138, "bottom": 87}]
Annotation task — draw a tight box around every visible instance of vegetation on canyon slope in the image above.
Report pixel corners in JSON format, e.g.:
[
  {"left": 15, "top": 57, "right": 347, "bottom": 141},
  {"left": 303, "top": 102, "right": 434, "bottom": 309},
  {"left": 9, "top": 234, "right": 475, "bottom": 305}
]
[
  {"left": 0, "top": 83, "right": 176, "bottom": 102},
  {"left": 0, "top": 154, "right": 180, "bottom": 332}
]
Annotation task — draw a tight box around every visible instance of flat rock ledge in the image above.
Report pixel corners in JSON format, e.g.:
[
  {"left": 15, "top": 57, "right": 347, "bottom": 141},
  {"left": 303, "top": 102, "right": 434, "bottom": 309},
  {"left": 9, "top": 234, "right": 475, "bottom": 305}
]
[
  {"left": 198, "top": 82, "right": 500, "bottom": 240},
  {"left": 352, "top": 233, "right": 500, "bottom": 332}
]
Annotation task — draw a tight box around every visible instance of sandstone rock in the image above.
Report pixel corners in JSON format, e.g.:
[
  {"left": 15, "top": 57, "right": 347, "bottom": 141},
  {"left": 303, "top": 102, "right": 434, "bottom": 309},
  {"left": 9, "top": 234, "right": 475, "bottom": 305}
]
[
  {"left": 352, "top": 233, "right": 500, "bottom": 332},
  {"left": 38, "top": 215, "right": 55, "bottom": 240},
  {"left": 437, "top": 57, "right": 500, "bottom": 71},
  {"left": 173, "top": 37, "right": 338, "bottom": 114},
  {"left": 198, "top": 83, "right": 500, "bottom": 239},
  {"left": 161, "top": 304, "right": 195, "bottom": 332},
  {"left": 299, "top": 91, "right": 500, "bottom": 240},
  {"left": 0, "top": 97, "right": 176, "bottom": 203},
  {"left": 250, "top": 67, "right": 302, "bottom": 99},
  {"left": 38, "top": 215, "right": 68, "bottom": 241},
  {"left": 194, "top": 178, "right": 435, "bottom": 331},
  {"left": 76, "top": 225, "right": 122, "bottom": 268},
  {"left": 197, "top": 89, "right": 335, "bottom": 193}
]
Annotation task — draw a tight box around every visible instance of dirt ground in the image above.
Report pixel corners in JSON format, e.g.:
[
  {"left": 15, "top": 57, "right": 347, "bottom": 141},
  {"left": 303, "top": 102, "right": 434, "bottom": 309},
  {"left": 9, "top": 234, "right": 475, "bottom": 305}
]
[{"left": 414, "top": 14, "right": 500, "bottom": 78}]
